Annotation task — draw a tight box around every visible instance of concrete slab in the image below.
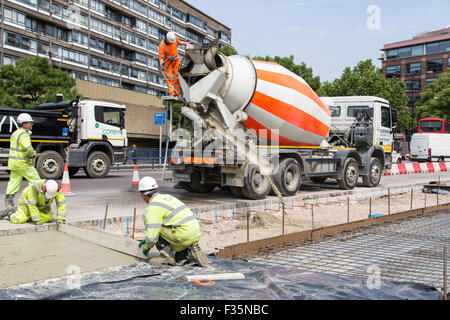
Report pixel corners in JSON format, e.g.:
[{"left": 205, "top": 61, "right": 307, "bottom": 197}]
[{"left": 0, "top": 231, "right": 140, "bottom": 289}]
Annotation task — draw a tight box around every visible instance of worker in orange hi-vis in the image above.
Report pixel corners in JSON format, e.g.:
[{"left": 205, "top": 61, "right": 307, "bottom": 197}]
[{"left": 158, "top": 31, "right": 190, "bottom": 97}]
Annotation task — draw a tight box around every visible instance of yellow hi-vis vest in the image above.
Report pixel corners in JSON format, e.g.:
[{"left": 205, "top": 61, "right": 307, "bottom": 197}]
[
  {"left": 17, "top": 179, "right": 66, "bottom": 222},
  {"left": 8, "top": 128, "right": 36, "bottom": 170},
  {"left": 144, "top": 193, "right": 201, "bottom": 249}
]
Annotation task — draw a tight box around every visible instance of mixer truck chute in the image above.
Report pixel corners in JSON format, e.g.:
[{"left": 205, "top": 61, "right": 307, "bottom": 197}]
[{"left": 169, "top": 43, "right": 397, "bottom": 199}]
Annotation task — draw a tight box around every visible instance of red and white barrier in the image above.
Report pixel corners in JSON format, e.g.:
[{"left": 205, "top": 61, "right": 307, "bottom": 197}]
[{"left": 384, "top": 162, "right": 449, "bottom": 176}]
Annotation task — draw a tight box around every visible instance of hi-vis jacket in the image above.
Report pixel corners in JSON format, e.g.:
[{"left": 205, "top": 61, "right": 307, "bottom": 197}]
[
  {"left": 16, "top": 179, "right": 66, "bottom": 223},
  {"left": 144, "top": 193, "right": 201, "bottom": 250},
  {"left": 8, "top": 128, "right": 36, "bottom": 170},
  {"left": 158, "top": 37, "right": 180, "bottom": 67}
]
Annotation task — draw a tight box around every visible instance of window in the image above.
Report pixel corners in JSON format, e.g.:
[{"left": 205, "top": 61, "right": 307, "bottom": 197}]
[
  {"left": 130, "top": 0, "right": 147, "bottom": 16},
  {"left": 148, "top": 40, "right": 158, "bottom": 52},
  {"left": 3, "top": 55, "right": 19, "bottom": 66},
  {"left": 135, "top": 52, "right": 147, "bottom": 64},
  {"left": 426, "top": 40, "right": 450, "bottom": 54},
  {"left": 386, "top": 45, "right": 423, "bottom": 60},
  {"left": 405, "top": 79, "right": 421, "bottom": 92},
  {"left": 172, "top": 22, "right": 186, "bottom": 37},
  {"left": 420, "top": 120, "right": 443, "bottom": 133},
  {"left": 405, "top": 62, "right": 421, "bottom": 75},
  {"left": 347, "top": 106, "right": 369, "bottom": 117},
  {"left": 148, "top": 24, "right": 159, "bottom": 38},
  {"left": 95, "top": 106, "right": 123, "bottom": 127},
  {"left": 330, "top": 106, "right": 341, "bottom": 117},
  {"left": 71, "top": 31, "right": 88, "bottom": 46},
  {"left": 187, "top": 14, "right": 205, "bottom": 29},
  {"left": 4, "top": 7, "right": 26, "bottom": 27},
  {"left": 149, "top": 8, "right": 165, "bottom": 25},
  {"left": 91, "top": 57, "right": 99, "bottom": 67},
  {"left": 136, "top": 18, "right": 147, "bottom": 33},
  {"left": 381, "top": 106, "right": 391, "bottom": 128},
  {"left": 91, "top": 0, "right": 105, "bottom": 14},
  {"left": 186, "top": 30, "right": 201, "bottom": 43},
  {"left": 385, "top": 65, "right": 401, "bottom": 77},
  {"left": 426, "top": 59, "right": 443, "bottom": 74}
]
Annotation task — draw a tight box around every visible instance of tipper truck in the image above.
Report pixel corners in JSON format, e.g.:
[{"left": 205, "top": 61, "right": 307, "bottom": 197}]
[
  {"left": 169, "top": 43, "right": 398, "bottom": 200},
  {"left": 0, "top": 96, "right": 127, "bottom": 179}
]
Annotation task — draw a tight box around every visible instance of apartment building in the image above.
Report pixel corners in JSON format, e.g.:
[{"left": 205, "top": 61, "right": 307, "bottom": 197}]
[{"left": 0, "top": 0, "right": 232, "bottom": 145}]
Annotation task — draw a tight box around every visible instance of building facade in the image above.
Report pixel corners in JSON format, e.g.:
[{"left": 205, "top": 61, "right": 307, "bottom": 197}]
[
  {"left": 380, "top": 27, "right": 450, "bottom": 108},
  {"left": 0, "top": 0, "right": 232, "bottom": 145}
]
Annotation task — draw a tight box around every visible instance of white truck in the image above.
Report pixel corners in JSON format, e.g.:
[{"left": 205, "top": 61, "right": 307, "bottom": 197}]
[
  {"left": 410, "top": 133, "right": 450, "bottom": 162},
  {"left": 0, "top": 97, "right": 127, "bottom": 179},
  {"left": 168, "top": 44, "right": 398, "bottom": 199}
]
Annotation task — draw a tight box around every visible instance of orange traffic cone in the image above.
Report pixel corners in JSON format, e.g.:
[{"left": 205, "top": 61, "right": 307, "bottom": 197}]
[
  {"left": 61, "top": 163, "right": 74, "bottom": 196},
  {"left": 129, "top": 164, "right": 140, "bottom": 191}
]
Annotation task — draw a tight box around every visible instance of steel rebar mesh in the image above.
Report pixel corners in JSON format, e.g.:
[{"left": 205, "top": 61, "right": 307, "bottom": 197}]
[{"left": 242, "top": 211, "right": 450, "bottom": 289}]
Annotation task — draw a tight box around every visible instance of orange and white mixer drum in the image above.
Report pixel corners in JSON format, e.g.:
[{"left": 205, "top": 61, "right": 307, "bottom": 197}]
[{"left": 220, "top": 56, "right": 331, "bottom": 147}]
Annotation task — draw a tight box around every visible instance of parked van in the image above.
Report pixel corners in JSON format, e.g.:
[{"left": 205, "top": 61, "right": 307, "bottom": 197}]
[{"left": 410, "top": 133, "right": 450, "bottom": 162}]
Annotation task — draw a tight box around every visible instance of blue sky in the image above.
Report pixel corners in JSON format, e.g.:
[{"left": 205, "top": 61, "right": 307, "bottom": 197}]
[{"left": 187, "top": 0, "right": 450, "bottom": 82}]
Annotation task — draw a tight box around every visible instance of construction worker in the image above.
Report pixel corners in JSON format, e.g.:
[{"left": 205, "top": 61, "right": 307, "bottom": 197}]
[
  {"left": 3, "top": 113, "right": 41, "bottom": 216},
  {"left": 5, "top": 179, "right": 66, "bottom": 226},
  {"left": 158, "top": 31, "right": 190, "bottom": 97},
  {"left": 137, "top": 176, "right": 208, "bottom": 267}
]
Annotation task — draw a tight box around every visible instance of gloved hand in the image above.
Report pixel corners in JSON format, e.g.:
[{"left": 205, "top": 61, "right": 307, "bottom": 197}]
[
  {"left": 35, "top": 220, "right": 44, "bottom": 225},
  {"left": 138, "top": 240, "right": 149, "bottom": 255}
]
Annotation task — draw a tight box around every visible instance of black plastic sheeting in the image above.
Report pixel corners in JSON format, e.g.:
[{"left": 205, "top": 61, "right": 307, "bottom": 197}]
[{"left": 0, "top": 256, "right": 442, "bottom": 300}]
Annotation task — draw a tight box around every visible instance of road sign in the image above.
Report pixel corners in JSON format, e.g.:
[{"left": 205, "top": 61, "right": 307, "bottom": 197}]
[{"left": 154, "top": 112, "right": 166, "bottom": 126}]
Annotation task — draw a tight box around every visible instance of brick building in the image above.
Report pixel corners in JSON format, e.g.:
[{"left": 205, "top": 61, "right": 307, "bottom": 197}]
[{"left": 380, "top": 26, "right": 449, "bottom": 109}]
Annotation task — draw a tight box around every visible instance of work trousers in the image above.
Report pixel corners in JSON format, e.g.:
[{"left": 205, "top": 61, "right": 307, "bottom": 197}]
[
  {"left": 159, "top": 226, "right": 198, "bottom": 252},
  {"left": 10, "top": 204, "right": 53, "bottom": 224},
  {"left": 6, "top": 166, "right": 41, "bottom": 196},
  {"left": 163, "top": 59, "right": 181, "bottom": 96}
]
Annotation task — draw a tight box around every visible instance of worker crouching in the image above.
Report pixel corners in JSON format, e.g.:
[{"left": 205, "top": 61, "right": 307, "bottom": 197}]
[
  {"left": 138, "top": 176, "right": 208, "bottom": 267},
  {"left": 7, "top": 179, "right": 66, "bottom": 227}
]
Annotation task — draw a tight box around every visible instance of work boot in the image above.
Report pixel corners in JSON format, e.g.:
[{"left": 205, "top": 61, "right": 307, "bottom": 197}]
[
  {"left": 1, "top": 195, "right": 15, "bottom": 220},
  {"left": 187, "top": 243, "right": 208, "bottom": 267}
]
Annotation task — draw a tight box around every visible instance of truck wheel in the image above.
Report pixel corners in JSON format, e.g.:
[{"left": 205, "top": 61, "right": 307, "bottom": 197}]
[
  {"left": 85, "top": 151, "right": 110, "bottom": 178},
  {"left": 311, "top": 177, "right": 327, "bottom": 184},
  {"left": 68, "top": 167, "right": 80, "bottom": 177},
  {"left": 36, "top": 151, "right": 64, "bottom": 179},
  {"left": 338, "top": 158, "right": 359, "bottom": 190},
  {"left": 273, "top": 158, "right": 302, "bottom": 196},
  {"left": 189, "top": 171, "right": 216, "bottom": 193},
  {"left": 362, "top": 157, "right": 382, "bottom": 188},
  {"left": 241, "top": 166, "right": 271, "bottom": 200}
]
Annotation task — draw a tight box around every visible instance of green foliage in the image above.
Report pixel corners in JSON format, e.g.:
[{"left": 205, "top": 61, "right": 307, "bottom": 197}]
[
  {"left": 252, "top": 55, "right": 321, "bottom": 91},
  {"left": 316, "top": 59, "right": 410, "bottom": 131},
  {"left": 415, "top": 69, "right": 450, "bottom": 122},
  {"left": 0, "top": 56, "right": 80, "bottom": 109},
  {"left": 217, "top": 46, "right": 238, "bottom": 57}
]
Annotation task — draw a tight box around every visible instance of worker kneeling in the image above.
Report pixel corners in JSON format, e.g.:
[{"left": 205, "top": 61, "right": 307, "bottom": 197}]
[
  {"left": 8, "top": 179, "right": 66, "bottom": 226},
  {"left": 138, "top": 176, "right": 208, "bottom": 267}
]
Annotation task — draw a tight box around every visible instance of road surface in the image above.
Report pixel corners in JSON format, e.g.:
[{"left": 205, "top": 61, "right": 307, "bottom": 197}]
[{"left": 0, "top": 168, "right": 449, "bottom": 223}]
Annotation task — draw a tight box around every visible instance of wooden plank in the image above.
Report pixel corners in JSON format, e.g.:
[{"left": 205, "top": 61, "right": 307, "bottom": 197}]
[
  {"left": 59, "top": 224, "right": 149, "bottom": 260},
  {"left": 185, "top": 273, "right": 245, "bottom": 282}
]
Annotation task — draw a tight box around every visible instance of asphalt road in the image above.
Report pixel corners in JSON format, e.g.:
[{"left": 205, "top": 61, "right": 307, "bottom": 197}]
[{"left": 0, "top": 168, "right": 449, "bottom": 222}]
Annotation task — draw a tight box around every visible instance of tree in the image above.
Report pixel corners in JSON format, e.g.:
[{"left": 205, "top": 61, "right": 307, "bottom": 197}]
[
  {"left": 217, "top": 46, "right": 238, "bottom": 57},
  {"left": 0, "top": 56, "right": 80, "bottom": 109},
  {"left": 252, "top": 55, "right": 321, "bottom": 91},
  {"left": 316, "top": 59, "right": 410, "bottom": 131},
  {"left": 415, "top": 69, "right": 450, "bottom": 122}
]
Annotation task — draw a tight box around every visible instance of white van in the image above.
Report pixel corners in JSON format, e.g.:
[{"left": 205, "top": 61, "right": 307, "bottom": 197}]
[{"left": 410, "top": 133, "right": 450, "bottom": 162}]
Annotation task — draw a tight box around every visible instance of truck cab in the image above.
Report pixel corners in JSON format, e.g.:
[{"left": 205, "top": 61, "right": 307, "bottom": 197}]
[
  {"left": 0, "top": 98, "right": 127, "bottom": 179},
  {"left": 323, "top": 96, "right": 397, "bottom": 163}
]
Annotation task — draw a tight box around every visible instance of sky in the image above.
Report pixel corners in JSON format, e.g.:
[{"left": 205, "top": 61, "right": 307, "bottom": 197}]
[{"left": 186, "top": 0, "right": 450, "bottom": 82}]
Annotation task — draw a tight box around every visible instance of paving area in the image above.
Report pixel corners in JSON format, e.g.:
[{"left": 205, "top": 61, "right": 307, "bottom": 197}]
[{"left": 0, "top": 231, "right": 139, "bottom": 289}]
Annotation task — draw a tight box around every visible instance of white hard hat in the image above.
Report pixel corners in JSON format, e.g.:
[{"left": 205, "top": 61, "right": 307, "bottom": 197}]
[
  {"left": 42, "top": 180, "right": 60, "bottom": 199},
  {"left": 166, "top": 31, "right": 176, "bottom": 44},
  {"left": 138, "top": 176, "right": 158, "bottom": 193},
  {"left": 17, "top": 113, "right": 33, "bottom": 124}
]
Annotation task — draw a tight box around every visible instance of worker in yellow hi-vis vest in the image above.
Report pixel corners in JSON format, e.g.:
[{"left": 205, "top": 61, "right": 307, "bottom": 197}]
[
  {"left": 2, "top": 113, "right": 41, "bottom": 217},
  {"left": 8, "top": 179, "right": 66, "bottom": 227},
  {"left": 137, "top": 176, "right": 208, "bottom": 267}
]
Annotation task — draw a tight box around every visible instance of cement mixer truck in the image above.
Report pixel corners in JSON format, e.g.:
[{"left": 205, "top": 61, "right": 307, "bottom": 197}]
[{"left": 168, "top": 43, "right": 398, "bottom": 200}]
